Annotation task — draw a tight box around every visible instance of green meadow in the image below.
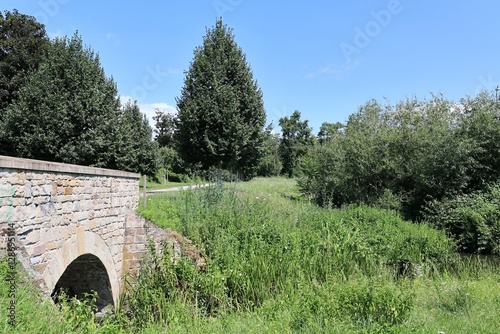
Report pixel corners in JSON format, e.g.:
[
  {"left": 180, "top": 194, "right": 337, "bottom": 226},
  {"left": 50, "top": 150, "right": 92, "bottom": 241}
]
[{"left": 2, "top": 177, "right": 500, "bottom": 333}]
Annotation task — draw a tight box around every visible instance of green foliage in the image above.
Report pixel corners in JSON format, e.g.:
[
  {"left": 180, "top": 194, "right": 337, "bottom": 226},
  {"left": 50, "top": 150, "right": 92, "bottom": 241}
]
[
  {"left": 0, "top": 10, "right": 50, "bottom": 119},
  {"left": 115, "top": 100, "right": 158, "bottom": 175},
  {"left": 175, "top": 19, "right": 266, "bottom": 178},
  {"left": 459, "top": 92, "right": 500, "bottom": 188},
  {"left": 158, "top": 146, "right": 185, "bottom": 180},
  {"left": 256, "top": 123, "right": 282, "bottom": 177},
  {"left": 279, "top": 110, "right": 314, "bottom": 178},
  {"left": 317, "top": 121, "right": 343, "bottom": 145},
  {"left": 2, "top": 32, "right": 120, "bottom": 167},
  {"left": 299, "top": 95, "right": 484, "bottom": 220},
  {"left": 332, "top": 277, "right": 414, "bottom": 329},
  {"left": 138, "top": 180, "right": 454, "bottom": 316},
  {"left": 0, "top": 9, "right": 50, "bottom": 155},
  {"left": 153, "top": 109, "right": 176, "bottom": 148},
  {"left": 2, "top": 178, "right": 500, "bottom": 332},
  {"left": 424, "top": 182, "right": 500, "bottom": 254}
]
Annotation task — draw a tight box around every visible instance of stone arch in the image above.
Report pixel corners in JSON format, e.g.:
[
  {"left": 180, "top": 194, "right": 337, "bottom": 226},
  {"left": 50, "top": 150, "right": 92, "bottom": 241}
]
[
  {"left": 51, "top": 253, "right": 114, "bottom": 311},
  {"left": 43, "top": 230, "right": 120, "bottom": 308}
]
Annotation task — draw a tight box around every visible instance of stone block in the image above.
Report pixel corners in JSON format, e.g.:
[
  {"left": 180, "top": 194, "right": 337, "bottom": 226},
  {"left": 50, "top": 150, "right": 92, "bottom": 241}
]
[
  {"left": 34, "top": 196, "right": 50, "bottom": 205},
  {"left": 24, "top": 181, "right": 32, "bottom": 198},
  {"left": 61, "top": 201, "right": 74, "bottom": 214},
  {"left": 72, "top": 211, "right": 89, "bottom": 222},
  {"left": 45, "top": 242, "right": 57, "bottom": 251},
  {"left": 15, "top": 203, "right": 36, "bottom": 221},
  {"left": 26, "top": 229, "right": 40, "bottom": 245},
  {"left": 40, "top": 184, "right": 52, "bottom": 196},
  {"left": 32, "top": 244, "right": 46, "bottom": 257},
  {"left": 30, "top": 255, "right": 42, "bottom": 265}
]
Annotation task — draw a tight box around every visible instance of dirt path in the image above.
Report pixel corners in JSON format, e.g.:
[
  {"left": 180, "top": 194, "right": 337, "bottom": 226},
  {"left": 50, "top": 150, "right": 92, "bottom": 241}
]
[{"left": 142, "top": 183, "right": 211, "bottom": 194}]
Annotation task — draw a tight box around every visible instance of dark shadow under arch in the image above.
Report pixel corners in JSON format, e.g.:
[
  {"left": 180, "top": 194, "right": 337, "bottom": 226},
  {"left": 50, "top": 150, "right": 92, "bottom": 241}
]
[{"left": 51, "top": 253, "right": 113, "bottom": 311}]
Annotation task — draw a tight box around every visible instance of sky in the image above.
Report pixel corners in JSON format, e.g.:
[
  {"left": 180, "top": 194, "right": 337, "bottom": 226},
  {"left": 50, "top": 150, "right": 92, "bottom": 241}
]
[{"left": 3, "top": 0, "right": 500, "bottom": 133}]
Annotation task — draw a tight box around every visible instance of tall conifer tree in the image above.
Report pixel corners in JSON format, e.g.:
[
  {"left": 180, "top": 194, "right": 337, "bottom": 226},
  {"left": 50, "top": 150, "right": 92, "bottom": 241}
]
[{"left": 175, "top": 19, "right": 266, "bottom": 178}]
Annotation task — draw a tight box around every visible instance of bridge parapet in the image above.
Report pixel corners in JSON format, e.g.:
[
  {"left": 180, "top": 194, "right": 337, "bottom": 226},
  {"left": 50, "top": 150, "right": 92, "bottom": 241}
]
[{"left": 0, "top": 155, "right": 152, "bottom": 308}]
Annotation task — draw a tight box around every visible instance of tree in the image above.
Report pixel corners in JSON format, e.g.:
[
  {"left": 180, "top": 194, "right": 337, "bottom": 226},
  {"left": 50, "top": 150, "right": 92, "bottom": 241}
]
[
  {"left": 0, "top": 9, "right": 50, "bottom": 154},
  {"left": 279, "top": 110, "right": 313, "bottom": 178},
  {"left": 2, "top": 33, "right": 120, "bottom": 167},
  {"left": 115, "top": 100, "right": 158, "bottom": 176},
  {"left": 175, "top": 19, "right": 266, "bottom": 179},
  {"left": 256, "top": 123, "right": 282, "bottom": 177},
  {"left": 459, "top": 91, "right": 500, "bottom": 189},
  {"left": 158, "top": 146, "right": 181, "bottom": 183},
  {"left": 317, "top": 121, "right": 343, "bottom": 145},
  {"left": 298, "top": 96, "right": 480, "bottom": 219},
  {"left": 153, "top": 108, "right": 176, "bottom": 147}
]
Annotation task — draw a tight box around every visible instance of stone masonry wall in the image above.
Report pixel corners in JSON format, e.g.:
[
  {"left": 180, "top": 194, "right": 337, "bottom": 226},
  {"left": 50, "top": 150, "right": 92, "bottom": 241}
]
[{"left": 0, "top": 155, "right": 139, "bottom": 305}]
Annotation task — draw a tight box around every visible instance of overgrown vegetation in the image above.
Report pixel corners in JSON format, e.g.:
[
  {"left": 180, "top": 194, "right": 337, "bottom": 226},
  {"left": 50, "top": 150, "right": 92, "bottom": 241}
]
[
  {"left": 2, "top": 178, "right": 500, "bottom": 332},
  {"left": 2, "top": 7, "right": 500, "bottom": 334},
  {"left": 424, "top": 181, "right": 500, "bottom": 255},
  {"left": 299, "top": 93, "right": 500, "bottom": 253}
]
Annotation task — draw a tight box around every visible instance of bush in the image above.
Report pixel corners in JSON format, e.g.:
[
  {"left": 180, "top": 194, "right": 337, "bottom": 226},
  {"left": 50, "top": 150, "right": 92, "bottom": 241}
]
[
  {"left": 298, "top": 95, "right": 486, "bottom": 220},
  {"left": 424, "top": 182, "right": 500, "bottom": 254}
]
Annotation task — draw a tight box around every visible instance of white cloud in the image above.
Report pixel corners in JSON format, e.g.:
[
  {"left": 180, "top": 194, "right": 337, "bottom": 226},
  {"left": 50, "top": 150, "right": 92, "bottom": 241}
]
[{"left": 120, "top": 95, "right": 177, "bottom": 128}]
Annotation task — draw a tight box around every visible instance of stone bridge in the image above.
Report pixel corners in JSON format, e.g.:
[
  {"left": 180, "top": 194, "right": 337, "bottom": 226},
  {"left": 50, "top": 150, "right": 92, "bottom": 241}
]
[{"left": 0, "top": 155, "right": 179, "bottom": 311}]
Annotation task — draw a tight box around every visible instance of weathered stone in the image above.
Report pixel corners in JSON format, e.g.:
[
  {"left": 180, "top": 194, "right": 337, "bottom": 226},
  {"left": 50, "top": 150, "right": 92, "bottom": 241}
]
[{"left": 0, "top": 155, "right": 191, "bottom": 311}]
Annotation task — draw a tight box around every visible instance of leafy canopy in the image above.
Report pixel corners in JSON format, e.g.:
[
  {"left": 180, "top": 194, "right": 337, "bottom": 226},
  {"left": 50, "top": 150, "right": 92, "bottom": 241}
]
[
  {"left": 175, "top": 19, "right": 266, "bottom": 178},
  {"left": 3, "top": 33, "right": 120, "bottom": 167}
]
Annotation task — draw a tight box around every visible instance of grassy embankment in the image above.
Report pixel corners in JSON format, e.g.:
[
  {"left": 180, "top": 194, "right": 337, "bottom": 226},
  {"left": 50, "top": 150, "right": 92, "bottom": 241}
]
[{"left": 1, "top": 177, "right": 500, "bottom": 333}]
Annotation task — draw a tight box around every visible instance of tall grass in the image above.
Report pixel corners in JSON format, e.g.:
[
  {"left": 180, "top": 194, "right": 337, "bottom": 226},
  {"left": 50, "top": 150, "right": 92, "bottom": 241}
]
[
  {"left": 2, "top": 178, "right": 499, "bottom": 333},
  {"left": 133, "top": 178, "right": 457, "bottom": 331}
]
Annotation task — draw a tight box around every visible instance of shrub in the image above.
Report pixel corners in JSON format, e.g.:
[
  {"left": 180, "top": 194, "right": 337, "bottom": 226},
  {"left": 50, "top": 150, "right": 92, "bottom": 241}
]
[{"left": 424, "top": 182, "right": 500, "bottom": 254}]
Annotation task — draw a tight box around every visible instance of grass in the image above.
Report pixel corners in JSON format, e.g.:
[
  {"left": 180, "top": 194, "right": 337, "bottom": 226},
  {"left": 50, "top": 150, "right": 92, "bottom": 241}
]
[{"left": 1, "top": 177, "right": 500, "bottom": 333}]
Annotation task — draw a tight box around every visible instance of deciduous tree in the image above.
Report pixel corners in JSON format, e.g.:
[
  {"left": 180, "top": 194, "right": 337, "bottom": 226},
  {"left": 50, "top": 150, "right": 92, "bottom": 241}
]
[
  {"left": 0, "top": 9, "right": 50, "bottom": 154},
  {"left": 153, "top": 108, "right": 176, "bottom": 147},
  {"left": 279, "top": 110, "right": 313, "bottom": 177},
  {"left": 175, "top": 19, "right": 266, "bottom": 178},
  {"left": 2, "top": 33, "right": 120, "bottom": 167}
]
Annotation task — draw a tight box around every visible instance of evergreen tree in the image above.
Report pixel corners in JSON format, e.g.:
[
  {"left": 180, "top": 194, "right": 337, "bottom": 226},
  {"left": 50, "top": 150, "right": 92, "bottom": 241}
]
[
  {"left": 2, "top": 33, "right": 120, "bottom": 167},
  {"left": 0, "top": 9, "right": 50, "bottom": 154},
  {"left": 279, "top": 111, "right": 314, "bottom": 177},
  {"left": 115, "top": 100, "right": 158, "bottom": 175},
  {"left": 175, "top": 19, "right": 266, "bottom": 178}
]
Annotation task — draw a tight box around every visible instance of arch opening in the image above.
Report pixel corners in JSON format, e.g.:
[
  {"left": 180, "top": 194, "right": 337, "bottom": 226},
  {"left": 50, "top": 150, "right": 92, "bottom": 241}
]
[{"left": 51, "top": 253, "right": 113, "bottom": 312}]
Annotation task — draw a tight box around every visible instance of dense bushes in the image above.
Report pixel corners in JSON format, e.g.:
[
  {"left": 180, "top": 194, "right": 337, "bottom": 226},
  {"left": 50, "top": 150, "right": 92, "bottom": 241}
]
[
  {"left": 298, "top": 92, "right": 500, "bottom": 253},
  {"left": 424, "top": 182, "right": 500, "bottom": 254}
]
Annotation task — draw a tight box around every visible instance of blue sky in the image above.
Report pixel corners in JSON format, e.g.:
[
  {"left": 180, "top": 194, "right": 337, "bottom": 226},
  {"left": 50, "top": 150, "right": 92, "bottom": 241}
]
[{"left": 3, "top": 0, "right": 500, "bottom": 133}]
